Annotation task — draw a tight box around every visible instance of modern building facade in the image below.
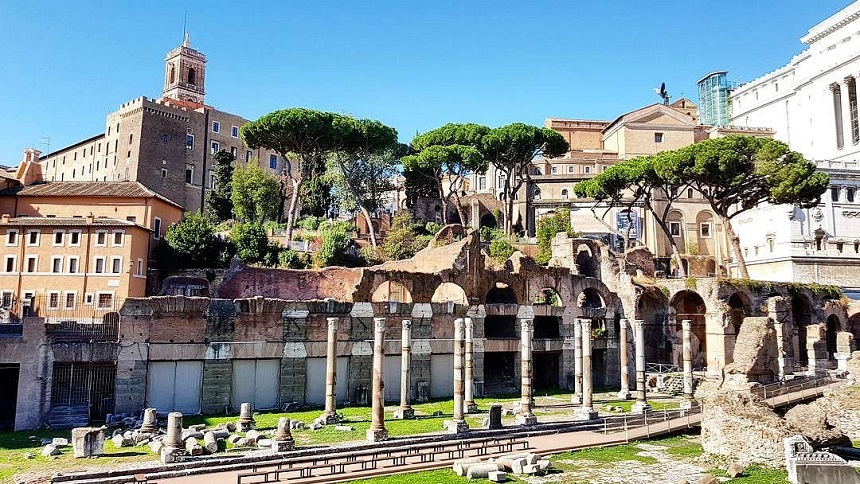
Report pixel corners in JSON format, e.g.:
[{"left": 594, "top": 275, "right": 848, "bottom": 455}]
[
  {"left": 36, "top": 36, "right": 283, "bottom": 213},
  {"left": 697, "top": 71, "right": 736, "bottom": 126},
  {"left": 727, "top": 0, "right": 860, "bottom": 288}
]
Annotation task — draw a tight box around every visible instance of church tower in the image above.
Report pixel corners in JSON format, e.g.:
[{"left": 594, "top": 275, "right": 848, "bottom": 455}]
[{"left": 162, "top": 33, "right": 207, "bottom": 105}]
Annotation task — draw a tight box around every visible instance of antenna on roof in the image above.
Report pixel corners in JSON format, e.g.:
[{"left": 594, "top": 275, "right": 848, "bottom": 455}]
[{"left": 653, "top": 82, "right": 670, "bottom": 105}]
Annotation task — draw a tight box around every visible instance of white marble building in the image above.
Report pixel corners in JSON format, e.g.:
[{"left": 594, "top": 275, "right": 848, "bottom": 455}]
[{"left": 727, "top": 1, "right": 860, "bottom": 289}]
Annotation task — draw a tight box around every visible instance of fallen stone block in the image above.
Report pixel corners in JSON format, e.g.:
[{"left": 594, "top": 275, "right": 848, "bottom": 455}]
[
  {"left": 257, "top": 438, "right": 273, "bottom": 448},
  {"left": 149, "top": 440, "right": 164, "bottom": 454},
  {"left": 41, "top": 444, "right": 60, "bottom": 457},
  {"left": 726, "top": 463, "right": 744, "bottom": 478},
  {"left": 184, "top": 439, "right": 203, "bottom": 456},
  {"left": 245, "top": 430, "right": 263, "bottom": 442},
  {"left": 522, "top": 463, "right": 539, "bottom": 475},
  {"left": 189, "top": 423, "right": 206, "bottom": 431},
  {"left": 510, "top": 457, "right": 528, "bottom": 475},
  {"left": 334, "top": 425, "right": 353, "bottom": 431},
  {"left": 111, "top": 435, "right": 133, "bottom": 448},
  {"left": 203, "top": 432, "right": 218, "bottom": 454},
  {"left": 525, "top": 453, "right": 539, "bottom": 465},
  {"left": 537, "top": 459, "right": 551, "bottom": 471},
  {"left": 310, "top": 422, "right": 323, "bottom": 431},
  {"left": 211, "top": 429, "right": 229, "bottom": 440},
  {"left": 181, "top": 430, "right": 204, "bottom": 441},
  {"left": 225, "top": 421, "right": 236, "bottom": 432},
  {"left": 452, "top": 458, "right": 483, "bottom": 476},
  {"left": 487, "top": 470, "right": 507, "bottom": 482},
  {"left": 696, "top": 475, "right": 718, "bottom": 484},
  {"left": 227, "top": 434, "right": 243, "bottom": 445},
  {"left": 72, "top": 427, "right": 104, "bottom": 458}
]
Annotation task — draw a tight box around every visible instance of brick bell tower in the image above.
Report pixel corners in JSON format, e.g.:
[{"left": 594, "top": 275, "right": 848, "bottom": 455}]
[{"left": 162, "top": 33, "right": 207, "bottom": 105}]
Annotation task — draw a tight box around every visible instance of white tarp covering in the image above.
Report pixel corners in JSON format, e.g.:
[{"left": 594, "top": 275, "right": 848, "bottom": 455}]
[
  {"left": 305, "top": 357, "right": 349, "bottom": 404},
  {"left": 231, "top": 359, "right": 280, "bottom": 410},
  {"left": 146, "top": 361, "right": 203, "bottom": 415},
  {"left": 430, "top": 354, "right": 454, "bottom": 398}
]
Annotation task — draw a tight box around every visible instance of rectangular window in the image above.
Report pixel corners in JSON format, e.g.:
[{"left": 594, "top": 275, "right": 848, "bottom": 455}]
[
  {"left": 847, "top": 187, "right": 855, "bottom": 203},
  {"left": 136, "top": 259, "right": 144, "bottom": 277},
  {"left": 53, "top": 230, "right": 64, "bottom": 246},
  {"left": 186, "top": 134, "right": 194, "bottom": 150},
  {"left": 568, "top": 166, "right": 575, "bottom": 173},
  {"left": 162, "top": 133, "right": 169, "bottom": 143},
  {"left": 154, "top": 217, "right": 162, "bottom": 240},
  {"left": 670, "top": 222, "right": 681, "bottom": 237},
  {"left": 27, "top": 230, "right": 40, "bottom": 246},
  {"left": 25, "top": 256, "right": 37, "bottom": 273},
  {"left": 231, "top": 126, "right": 239, "bottom": 138},
  {"left": 551, "top": 166, "right": 558, "bottom": 174},
  {"left": 68, "top": 257, "right": 79, "bottom": 274},
  {"left": 97, "top": 293, "right": 114, "bottom": 309},
  {"left": 212, "top": 121, "right": 220, "bottom": 133},
  {"left": 1, "top": 291, "right": 13, "bottom": 309},
  {"left": 584, "top": 166, "right": 591, "bottom": 174},
  {"left": 230, "top": 146, "right": 237, "bottom": 157},
  {"left": 478, "top": 177, "right": 487, "bottom": 191},
  {"left": 84, "top": 293, "right": 93, "bottom": 306},
  {"left": 185, "top": 165, "right": 194, "bottom": 184},
  {"left": 246, "top": 150, "right": 253, "bottom": 161},
  {"left": 94, "top": 257, "right": 105, "bottom": 274},
  {"left": 269, "top": 154, "right": 278, "bottom": 170},
  {"left": 700, "top": 223, "right": 712, "bottom": 238},
  {"left": 69, "top": 231, "right": 81, "bottom": 246},
  {"left": 111, "top": 257, "right": 122, "bottom": 274},
  {"left": 95, "top": 231, "right": 107, "bottom": 246},
  {"left": 209, "top": 172, "right": 216, "bottom": 189},
  {"left": 831, "top": 186, "right": 840, "bottom": 202},
  {"left": 654, "top": 132, "right": 664, "bottom": 143},
  {"left": 6, "top": 230, "right": 18, "bottom": 246},
  {"left": 51, "top": 256, "right": 63, "bottom": 273},
  {"left": 4, "top": 256, "right": 15, "bottom": 273},
  {"left": 161, "top": 168, "right": 168, "bottom": 178},
  {"left": 48, "top": 291, "right": 60, "bottom": 310},
  {"left": 211, "top": 141, "right": 220, "bottom": 154},
  {"left": 112, "top": 231, "right": 124, "bottom": 247},
  {"left": 64, "top": 292, "right": 76, "bottom": 310}
]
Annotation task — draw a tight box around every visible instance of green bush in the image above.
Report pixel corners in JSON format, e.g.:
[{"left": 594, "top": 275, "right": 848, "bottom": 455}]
[
  {"left": 157, "top": 211, "right": 233, "bottom": 270},
  {"left": 295, "top": 216, "right": 323, "bottom": 231},
  {"left": 314, "top": 225, "right": 350, "bottom": 267},
  {"left": 360, "top": 245, "right": 386, "bottom": 266},
  {"left": 231, "top": 222, "right": 276, "bottom": 265},
  {"left": 536, "top": 208, "right": 579, "bottom": 265},
  {"left": 480, "top": 226, "right": 505, "bottom": 243},
  {"left": 488, "top": 237, "right": 515, "bottom": 262},
  {"left": 425, "top": 222, "right": 444, "bottom": 236},
  {"left": 382, "top": 211, "right": 431, "bottom": 260},
  {"left": 318, "top": 220, "right": 356, "bottom": 234},
  {"left": 278, "top": 249, "right": 308, "bottom": 269}
]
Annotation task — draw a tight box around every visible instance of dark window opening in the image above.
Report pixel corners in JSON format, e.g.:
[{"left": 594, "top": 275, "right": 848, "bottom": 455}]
[
  {"left": 482, "top": 352, "right": 517, "bottom": 395},
  {"left": 533, "top": 316, "right": 561, "bottom": 339},
  {"left": 484, "top": 315, "right": 516, "bottom": 338}
]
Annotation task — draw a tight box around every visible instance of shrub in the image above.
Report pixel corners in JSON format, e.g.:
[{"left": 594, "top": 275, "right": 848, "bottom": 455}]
[
  {"left": 295, "top": 216, "right": 323, "bottom": 231},
  {"left": 536, "top": 208, "right": 579, "bottom": 265},
  {"left": 278, "top": 249, "right": 309, "bottom": 269},
  {"left": 231, "top": 223, "right": 274, "bottom": 265},
  {"left": 489, "top": 237, "right": 515, "bottom": 262},
  {"left": 158, "top": 212, "right": 230, "bottom": 270},
  {"left": 425, "top": 222, "right": 444, "bottom": 236},
  {"left": 360, "top": 245, "right": 386, "bottom": 266},
  {"left": 382, "top": 211, "right": 430, "bottom": 260}
]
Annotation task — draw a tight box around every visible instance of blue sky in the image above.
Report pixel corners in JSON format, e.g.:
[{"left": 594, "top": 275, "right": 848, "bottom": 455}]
[{"left": 0, "top": 0, "right": 852, "bottom": 165}]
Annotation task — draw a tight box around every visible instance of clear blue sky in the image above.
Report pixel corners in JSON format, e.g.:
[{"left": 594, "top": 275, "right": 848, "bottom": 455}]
[{"left": 0, "top": 0, "right": 852, "bottom": 165}]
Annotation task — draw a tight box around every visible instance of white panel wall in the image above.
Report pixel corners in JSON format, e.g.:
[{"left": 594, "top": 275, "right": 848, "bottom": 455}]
[
  {"left": 430, "top": 354, "right": 454, "bottom": 399},
  {"left": 146, "top": 361, "right": 203, "bottom": 415}
]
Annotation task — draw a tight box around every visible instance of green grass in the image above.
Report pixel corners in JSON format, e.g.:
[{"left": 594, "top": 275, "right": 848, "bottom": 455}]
[
  {"left": 709, "top": 466, "right": 788, "bottom": 483},
  {"left": 339, "top": 468, "right": 525, "bottom": 484}
]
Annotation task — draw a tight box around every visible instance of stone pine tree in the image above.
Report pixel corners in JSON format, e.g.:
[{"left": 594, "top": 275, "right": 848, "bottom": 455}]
[
  {"left": 207, "top": 150, "right": 235, "bottom": 221},
  {"left": 241, "top": 108, "right": 373, "bottom": 244},
  {"left": 402, "top": 123, "right": 489, "bottom": 226},
  {"left": 482, "top": 123, "right": 569, "bottom": 236},
  {"left": 659, "top": 135, "right": 829, "bottom": 278},
  {"left": 327, "top": 118, "right": 401, "bottom": 247},
  {"left": 575, "top": 154, "right": 690, "bottom": 277}
]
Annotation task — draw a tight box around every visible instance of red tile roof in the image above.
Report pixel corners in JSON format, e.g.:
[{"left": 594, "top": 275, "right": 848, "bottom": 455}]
[{"left": 1, "top": 181, "right": 182, "bottom": 208}]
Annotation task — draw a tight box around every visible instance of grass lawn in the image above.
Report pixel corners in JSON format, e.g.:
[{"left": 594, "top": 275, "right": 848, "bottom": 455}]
[{"left": 0, "top": 390, "right": 689, "bottom": 483}]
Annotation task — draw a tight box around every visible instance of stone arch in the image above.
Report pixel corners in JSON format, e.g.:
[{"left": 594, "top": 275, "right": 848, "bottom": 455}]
[
  {"left": 849, "top": 313, "right": 860, "bottom": 341},
  {"left": 576, "top": 244, "right": 597, "bottom": 278},
  {"left": 371, "top": 280, "right": 413, "bottom": 303},
  {"left": 636, "top": 291, "right": 670, "bottom": 364},
  {"left": 169, "top": 64, "right": 176, "bottom": 84},
  {"left": 792, "top": 295, "right": 812, "bottom": 365},
  {"left": 533, "top": 287, "right": 562, "bottom": 306},
  {"left": 480, "top": 213, "right": 497, "bottom": 229},
  {"left": 578, "top": 287, "right": 605, "bottom": 309},
  {"left": 486, "top": 282, "right": 517, "bottom": 305},
  {"left": 826, "top": 314, "right": 840, "bottom": 360},
  {"left": 188, "top": 67, "right": 197, "bottom": 85},
  {"left": 430, "top": 282, "right": 468, "bottom": 306},
  {"left": 695, "top": 210, "right": 715, "bottom": 256},
  {"left": 670, "top": 290, "right": 707, "bottom": 368}
]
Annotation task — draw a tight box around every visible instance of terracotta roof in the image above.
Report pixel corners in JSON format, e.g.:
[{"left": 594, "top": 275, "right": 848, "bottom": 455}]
[
  {"left": 0, "top": 181, "right": 183, "bottom": 208},
  {"left": 2, "top": 216, "right": 143, "bottom": 228}
]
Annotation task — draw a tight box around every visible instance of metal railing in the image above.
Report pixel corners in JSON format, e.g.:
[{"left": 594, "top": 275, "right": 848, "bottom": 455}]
[
  {"left": 646, "top": 362, "right": 680, "bottom": 374},
  {"left": 747, "top": 375, "right": 840, "bottom": 407}
]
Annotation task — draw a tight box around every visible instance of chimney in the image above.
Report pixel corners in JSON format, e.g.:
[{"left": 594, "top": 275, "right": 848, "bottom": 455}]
[{"left": 16, "top": 148, "right": 45, "bottom": 186}]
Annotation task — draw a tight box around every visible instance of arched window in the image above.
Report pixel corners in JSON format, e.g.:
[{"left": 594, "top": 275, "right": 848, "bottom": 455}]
[
  {"left": 169, "top": 65, "right": 176, "bottom": 84},
  {"left": 533, "top": 188, "right": 541, "bottom": 200},
  {"left": 188, "top": 67, "right": 197, "bottom": 86},
  {"left": 561, "top": 189, "right": 569, "bottom": 199}
]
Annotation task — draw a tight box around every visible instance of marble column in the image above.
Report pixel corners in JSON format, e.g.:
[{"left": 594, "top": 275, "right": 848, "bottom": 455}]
[
  {"left": 576, "top": 319, "right": 598, "bottom": 420},
  {"left": 237, "top": 402, "right": 255, "bottom": 431},
  {"left": 322, "top": 317, "right": 339, "bottom": 424},
  {"left": 160, "top": 411, "right": 184, "bottom": 463},
  {"left": 631, "top": 319, "right": 651, "bottom": 414},
  {"left": 450, "top": 317, "right": 469, "bottom": 433},
  {"left": 516, "top": 318, "right": 538, "bottom": 426},
  {"left": 617, "top": 318, "right": 631, "bottom": 400},
  {"left": 464, "top": 317, "right": 477, "bottom": 413},
  {"left": 681, "top": 319, "right": 694, "bottom": 408},
  {"left": 571, "top": 318, "right": 583, "bottom": 404},
  {"left": 393, "top": 319, "right": 414, "bottom": 419},
  {"left": 366, "top": 317, "right": 389, "bottom": 441},
  {"left": 768, "top": 296, "right": 794, "bottom": 379}
]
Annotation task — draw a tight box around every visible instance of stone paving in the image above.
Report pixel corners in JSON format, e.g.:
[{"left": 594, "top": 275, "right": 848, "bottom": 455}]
[{"left": 523, "top": 442, "right": 725, "bottom": 484}]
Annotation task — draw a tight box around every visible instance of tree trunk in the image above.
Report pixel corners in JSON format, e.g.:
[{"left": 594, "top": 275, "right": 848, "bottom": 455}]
[
  {"left": 451, "top": 190, "right": 467, "bottom": 227},
  {"left": 284, "top": 178, "right": 301, "bottom": 246},
  {"left": 722, "top": 215, "right": 749, "bottom": 279},
  {"left": 506, "top": 195, "right": 515, "bottom": 236},
  {"left": 649, "top": 206, "right": 686, "bottom": 278},
  {"left": 360, "top": 205, "right": 377, "bottom": 247},
  {"left": 437, "top": 184, "right": 449, "bottom": 225},
  {"left": 670, "top": 243, "right": 686, "bottom": 278}
]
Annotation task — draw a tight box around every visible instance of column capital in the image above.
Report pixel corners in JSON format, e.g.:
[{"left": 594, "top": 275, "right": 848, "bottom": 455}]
[
  {"left": 464, "top": 317, "right": 473, "bottom": 330},
  {"left": 579, "top": 318, "right": 592, "bottom": 332},
  {"left": 830, "top": 82, "right": 842, "bottom": 92},
  {"left": 401, "top": 319, "right": 412, "bottom": 330},
  {"left": 520, "top": 318, "right": 533, "bottom": 332},
  {"left": 632, "top": 319, "right": 645, "bottom": 331},
  {"left": 327, "top": 317, "right": 339, "bottom": 331},
  {"left": 844, "top": 75, "right": 856, "bottom": 86},
  {"left": 373, "top": 317, "right": 387, "bottom": 332},
  {"left": 681, "top": 319, "right": 692, "bottom": 331}
]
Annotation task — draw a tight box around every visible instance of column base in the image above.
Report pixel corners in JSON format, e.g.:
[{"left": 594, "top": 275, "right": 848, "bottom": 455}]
[
  {"left": 631, "top": 402, "right": 651, "bottom": 414},
  {"left": 392, "top": 407, "right": 415, "bottom": 419},
  {"left": 271, "top": 439, "right": 295, "bottom": 452},
  {"left": 575, "top": 407, "right": 598, "bottom": 421},
  {"left": 321, "top": 413, "right": 340, "bottom": 425},
  {"left": 570, "top": 394, "right": 582, "bottom": 405},
  {"left": 237, "top": 419, "right": 256, "bottom": 432},
  {"left": 465, "top": 402, "right": 478, "bottom": 413},
  {"left": 159, "top": 446, "right": 185, "bottom": 464},
  {"left": 446, "top": 419, "right": 470, "bottom": 434},
  {"left": 366, "top": 428, "right": 389, "bottom": 442},
  {"left": 616, "top": 389, "right": 631, "bottom": 400},
  {"left": 515, "top": 414, "right": 538, "bottom": 426}
]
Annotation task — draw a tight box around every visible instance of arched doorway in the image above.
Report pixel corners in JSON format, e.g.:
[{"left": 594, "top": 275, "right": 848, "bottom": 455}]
[
  {"left": 826, "top": 315, "right": 840, "bottom": 360},
  {"left": 576, "top": 245, "right": 597, "bottom": 278},
  {"left": 371, "top": 281, "right": 413, "bottom": 303},
  {"left": 792, "top": 296, "right": 812, "bottom": 365},
  {"left": 849, "top": 313, "right": 860, "bottom": 342},
  {"left": 431, "top": 282, "right": 468, "bottom": 306},
  {"left": 480, "top": 213, "right": 497, "bottom": 229},
  {"left": 671, "top": 290, "right": 707, "bottom": 368},
  {"left": 637, "top": 291, "right": 670, "bottom": 364},
  {"left": 726, "top": 292, "right": 752, "bottom": 365}
]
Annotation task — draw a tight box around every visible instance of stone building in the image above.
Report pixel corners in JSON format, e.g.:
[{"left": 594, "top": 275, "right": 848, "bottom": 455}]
[
  {"left": 0, "top": 227, "right": 855, "bottom": 431},
  {"left": 722, "top": 1, "right": 860, "bottom": 288},
  {"left": 35, "top": 36, "right": 283, "bottom": 213}
]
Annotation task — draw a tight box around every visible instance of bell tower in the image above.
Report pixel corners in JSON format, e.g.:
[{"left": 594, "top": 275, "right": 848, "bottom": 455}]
[{"left": 162, "top": 33, "right": 207, "bottom": 105}]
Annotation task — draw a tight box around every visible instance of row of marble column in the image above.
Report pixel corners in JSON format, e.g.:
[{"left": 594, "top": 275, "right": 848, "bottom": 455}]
[{"left": 319, "top": 315, "right": 696, "bottom": 441}]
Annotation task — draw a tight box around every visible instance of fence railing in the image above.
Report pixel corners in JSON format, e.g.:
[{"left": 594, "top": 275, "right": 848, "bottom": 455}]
[
  {"left": 746, "top": 374, "right": 840, "bottom": 407},
  {"left": 646, "top": 362, "right": 680, "bottom": 374}
]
